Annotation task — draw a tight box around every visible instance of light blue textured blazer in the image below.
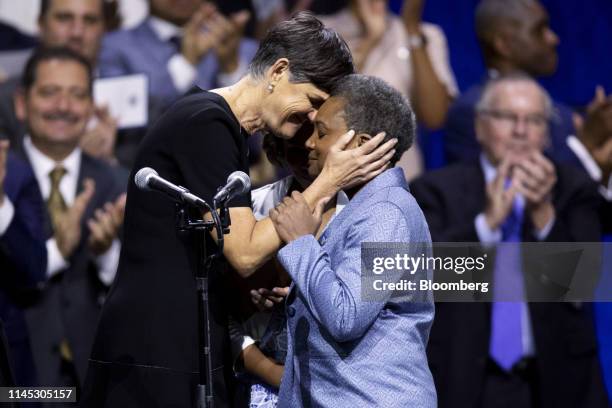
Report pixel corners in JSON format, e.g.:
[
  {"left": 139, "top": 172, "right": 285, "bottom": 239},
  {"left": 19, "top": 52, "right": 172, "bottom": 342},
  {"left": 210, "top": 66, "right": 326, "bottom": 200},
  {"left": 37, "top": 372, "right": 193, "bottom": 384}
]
[{"left": 277, "top": 168, "right": 437, "bottom": 407}]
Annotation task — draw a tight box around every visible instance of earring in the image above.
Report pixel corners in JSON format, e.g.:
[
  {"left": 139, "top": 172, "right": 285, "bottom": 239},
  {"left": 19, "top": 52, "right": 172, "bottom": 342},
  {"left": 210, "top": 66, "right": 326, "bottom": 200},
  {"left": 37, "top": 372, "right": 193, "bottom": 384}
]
[{"left": 267, "top": 83, "right": 274, "bottom": 93}]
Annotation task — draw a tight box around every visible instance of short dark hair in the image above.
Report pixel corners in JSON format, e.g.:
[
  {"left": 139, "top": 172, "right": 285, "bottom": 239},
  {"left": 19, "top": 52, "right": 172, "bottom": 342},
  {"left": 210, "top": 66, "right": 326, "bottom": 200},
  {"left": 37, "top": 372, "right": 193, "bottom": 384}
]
[
  {"left": 475, "top": 0, "right": 536, "bottom": 58},
  {"left": 40, "top": 0, "right": 52, "bottom": 18},
  {"left": 332, "top": 75, "right": 415, "bottom": 165},
  {"left": 249, "top": 11, "right": 354, "bottom": 93},
  {"left": 39, "top": 0, "right": 104, "bottom": 20},
  {"left": 21, "top": 47, "right": 94, "bottom": 94}
]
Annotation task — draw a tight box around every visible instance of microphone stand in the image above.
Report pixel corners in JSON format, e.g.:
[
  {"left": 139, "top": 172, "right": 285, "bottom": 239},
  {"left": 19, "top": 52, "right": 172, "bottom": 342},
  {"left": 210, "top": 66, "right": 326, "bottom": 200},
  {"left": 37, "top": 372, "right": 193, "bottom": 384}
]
[{"left": 175, "top": 194, "right": 231, "bottom": 408}]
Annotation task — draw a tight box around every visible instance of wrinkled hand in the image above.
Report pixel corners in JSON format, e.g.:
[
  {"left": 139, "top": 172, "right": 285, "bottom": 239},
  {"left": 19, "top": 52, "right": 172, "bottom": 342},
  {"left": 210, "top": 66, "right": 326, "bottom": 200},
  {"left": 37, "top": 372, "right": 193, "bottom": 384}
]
[
  {"left": 579, "top": 86, "right": 612, "bottom": 151},
  {"left": 512, "top": 151, "right": 556, "bottom": 208},
  {"left": 319, "top": 130, "right": 396, "bottom": 192},
  {"left": 512, "top": 151, "right": 557, "bottom": 231},
  {"left": 355, "top": 0, "right": 387, "bottom": 42},
  {"left": 182, "top": 2, "right": 250, "bottom": 73},
  {"left": 0, "top": 140, "right": 9, "bottom": 205},
  {"left": 270, "top": 191, "right": 327, "bottom": 243},
  {"left": 87, "top": 193, "right": 126, "bottom": 256},
  {"left": 55, "top": 179, "right": 95, "bottom": 259},
  {"left": 484, "top": 156, "right": 518, "bottom": 230},
  {"left": 81, "top": 106, "right": 118, "bottom": 163},
  {"left": 213, "top": 10, "right": 250, "bottom": 73},
  {"left": 401, "top": 0, "right": 425, "bottom": 33},
  {"left": 250, "top": 286, "right": 290, "bottom": 311}
]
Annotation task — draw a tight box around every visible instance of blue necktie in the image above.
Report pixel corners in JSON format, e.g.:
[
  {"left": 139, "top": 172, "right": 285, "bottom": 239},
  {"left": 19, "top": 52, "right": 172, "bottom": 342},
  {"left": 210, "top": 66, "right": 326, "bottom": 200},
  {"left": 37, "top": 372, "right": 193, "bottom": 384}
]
[{"left": 489, "top": 198, "right": 526, "bottom": 371}]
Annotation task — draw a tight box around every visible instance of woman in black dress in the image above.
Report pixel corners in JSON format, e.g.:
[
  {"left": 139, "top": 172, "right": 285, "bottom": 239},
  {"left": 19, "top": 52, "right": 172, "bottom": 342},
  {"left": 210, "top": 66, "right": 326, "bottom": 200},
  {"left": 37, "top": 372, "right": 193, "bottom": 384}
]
[{"left": 82, "top": 12, "right": 397, "bottom": 408}]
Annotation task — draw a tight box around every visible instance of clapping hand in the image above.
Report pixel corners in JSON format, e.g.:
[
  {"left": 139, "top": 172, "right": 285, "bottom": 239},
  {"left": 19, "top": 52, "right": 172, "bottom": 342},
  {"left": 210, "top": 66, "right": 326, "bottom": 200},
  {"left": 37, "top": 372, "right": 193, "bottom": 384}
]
[
  {"left": 81, "top": 105, "right": 118, "bottom": 164},
  {"left": 401, "top": 0, "right": 425, "bottom": 34},
  {"left": 87, "top": 193, "right": 126, "bottom": 255},
  {"left": 182, "top": 2, "right": 250, "bottom": 73},
  {"left": 484, "top": 156, "right": 518, "bottom": 230},
  {"left": 55, "top": 179, "right": 96, "bottom": 258},
  {"left": 579, "top": 86, "right": 612, "bottom": 151}
]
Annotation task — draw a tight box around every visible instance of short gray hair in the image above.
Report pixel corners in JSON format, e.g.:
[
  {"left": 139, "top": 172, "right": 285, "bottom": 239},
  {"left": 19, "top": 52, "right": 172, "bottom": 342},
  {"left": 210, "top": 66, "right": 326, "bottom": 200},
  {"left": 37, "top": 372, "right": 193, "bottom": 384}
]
[
  {"left": 476, "top": 74, "right": 553, "bottom": 119},
  {"left": 331, "top": 74, "right": 415, "bottom": 165}
]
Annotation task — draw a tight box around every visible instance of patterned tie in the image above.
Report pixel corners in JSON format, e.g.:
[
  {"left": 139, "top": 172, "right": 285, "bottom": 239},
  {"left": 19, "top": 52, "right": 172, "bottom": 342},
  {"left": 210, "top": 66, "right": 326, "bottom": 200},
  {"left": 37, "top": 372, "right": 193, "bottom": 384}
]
[
  {"left": 47, "top": 166, "right": 74, "bottom": 362},
  {"left": 47, "top": 166, "right": 67, "bottom": 231},
  {"left": 489, "top": 197, "right": 526, "bottom": 371}
]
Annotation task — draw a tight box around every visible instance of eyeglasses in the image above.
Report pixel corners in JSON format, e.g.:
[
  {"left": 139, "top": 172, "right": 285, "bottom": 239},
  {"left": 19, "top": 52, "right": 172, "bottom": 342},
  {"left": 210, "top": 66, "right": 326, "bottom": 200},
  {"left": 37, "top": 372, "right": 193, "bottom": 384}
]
[{"left": 479, "top": 109, "right": 548, "bottom": 131}]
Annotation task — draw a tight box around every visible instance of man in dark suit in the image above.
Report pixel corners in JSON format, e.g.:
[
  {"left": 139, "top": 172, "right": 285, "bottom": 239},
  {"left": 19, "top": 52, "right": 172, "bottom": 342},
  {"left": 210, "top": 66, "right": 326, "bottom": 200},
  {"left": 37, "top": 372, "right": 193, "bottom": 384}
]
[
  {"left": 12, "top": 47, "right": 125, "bottom": 392},
  {"left": 444, "top": 0, "right": 612, "bottom": 177},
  {"left": 412, "top": 75, "right": 610, "bottom": 407},
  {"left": 0, "top": 139, "right": 46, "bottom": 388},
  {"left": 0, "top": 0, "right": 124, "bottom": 168},
  {"left": 99, "top": 0, "right": 256, "bottom": 110}
]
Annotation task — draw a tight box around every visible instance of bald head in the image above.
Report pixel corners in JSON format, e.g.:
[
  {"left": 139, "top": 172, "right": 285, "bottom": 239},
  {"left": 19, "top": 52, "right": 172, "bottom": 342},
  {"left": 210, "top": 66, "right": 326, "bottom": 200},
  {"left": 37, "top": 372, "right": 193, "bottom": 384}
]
[
  {"left": 475, "top": 75, "right": 552, "bottom": 165},
  {"left": 475, "top": 0, "right": 559, "bottom": 77}
]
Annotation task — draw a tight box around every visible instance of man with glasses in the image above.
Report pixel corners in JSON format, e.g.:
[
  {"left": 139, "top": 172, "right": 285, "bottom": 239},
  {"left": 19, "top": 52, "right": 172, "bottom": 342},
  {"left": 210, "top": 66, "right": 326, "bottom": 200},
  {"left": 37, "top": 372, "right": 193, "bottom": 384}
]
[{"left": 411, "top": 74, "right": 609, "bottom": 408}]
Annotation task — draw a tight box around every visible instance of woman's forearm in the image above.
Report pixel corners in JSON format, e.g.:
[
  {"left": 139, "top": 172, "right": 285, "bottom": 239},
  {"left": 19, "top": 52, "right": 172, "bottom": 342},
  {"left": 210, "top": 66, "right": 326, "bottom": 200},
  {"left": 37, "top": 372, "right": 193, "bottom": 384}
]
[
  {"left": 409, "top": 46, "right": 451, "bottom": 129},
  {"left": 241, "top": 344, "right": 284, "bottom": 388}
]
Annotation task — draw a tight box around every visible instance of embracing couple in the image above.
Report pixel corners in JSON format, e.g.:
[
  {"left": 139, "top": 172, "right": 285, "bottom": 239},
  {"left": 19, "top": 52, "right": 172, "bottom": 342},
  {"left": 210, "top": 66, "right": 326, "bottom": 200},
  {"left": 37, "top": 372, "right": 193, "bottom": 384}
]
[{"left": 83, "top": 12, "right": 435, "bottom": 408}]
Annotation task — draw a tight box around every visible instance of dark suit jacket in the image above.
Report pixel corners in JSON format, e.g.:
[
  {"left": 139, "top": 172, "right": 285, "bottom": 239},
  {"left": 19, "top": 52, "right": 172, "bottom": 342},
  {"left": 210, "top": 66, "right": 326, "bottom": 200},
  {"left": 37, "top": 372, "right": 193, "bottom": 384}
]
[
  {"left": 410, "top": 160, "right": 610, "bottom": 408},
  {"left": 19, "top": 152, "right": 125, "bottom": 388},
  {"left": 444, "top": 81, "right": 583, "bottom": 168},
  {"left": 0, "top": 153, "right": 46, "bottom": 387},
  {"left": 0, "top": 21, "right": 37, "bottom": 51},
  {"left": 0, "top": 78, "right": 23, "bottom": 151}
]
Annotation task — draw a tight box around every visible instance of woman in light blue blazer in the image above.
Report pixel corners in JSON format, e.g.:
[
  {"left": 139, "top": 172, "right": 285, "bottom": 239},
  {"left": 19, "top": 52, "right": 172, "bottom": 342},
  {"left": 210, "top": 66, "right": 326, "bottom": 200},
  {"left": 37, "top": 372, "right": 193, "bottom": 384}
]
[{"left": 270, "top": 74, "right": 437, "bottom": 408}]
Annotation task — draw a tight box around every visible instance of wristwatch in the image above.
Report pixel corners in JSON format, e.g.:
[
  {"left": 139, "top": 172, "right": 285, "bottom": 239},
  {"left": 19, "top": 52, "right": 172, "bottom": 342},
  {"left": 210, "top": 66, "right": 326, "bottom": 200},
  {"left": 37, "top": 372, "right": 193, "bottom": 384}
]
[{"left": 407, "top": 32, "right": 428, "bottom": 50}]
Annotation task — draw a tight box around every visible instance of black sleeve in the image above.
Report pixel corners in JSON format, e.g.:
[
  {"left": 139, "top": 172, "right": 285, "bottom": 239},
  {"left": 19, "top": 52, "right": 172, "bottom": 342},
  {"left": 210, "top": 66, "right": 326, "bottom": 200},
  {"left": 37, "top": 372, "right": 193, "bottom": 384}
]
[
  {"left": 542, "top": 179, "right": 602, "bottom": 243},
  {"left": 0, "top": 164, "right": 47, "bottom": 289},
  {"left": 602, "top": 199, "right": 612, "bottom": 236},
  {"left": 410, "top": 177, "right": 480, "bottom": 243},
  {"left": 173, "top": 112, "right": 251, "bottom": 208}
]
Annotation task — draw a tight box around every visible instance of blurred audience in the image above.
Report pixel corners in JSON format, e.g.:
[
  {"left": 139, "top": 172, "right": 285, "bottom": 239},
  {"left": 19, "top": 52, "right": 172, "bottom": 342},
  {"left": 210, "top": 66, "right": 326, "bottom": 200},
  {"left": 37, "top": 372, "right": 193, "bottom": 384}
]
[
  {"left": 0, "top": 21, "right": 39, "bottom": 81},
  {"left": 0, "top": 0, "right": 123, "bottom": 169},
  {"left": 0, "top": 139, "right": 47, "bottom": 387},
  {"left": 13, "top": 48, "right": 125, "bottom": 390},
  {"left": 98, "top": 0, "right": 257, "bottom": 111},
  {"left": 412, "top": 75, "right": 609, "bottom": 408},
  {"left": 445, "top": 0, "right": 612, "bottom": 203},
  {"left": 319, "top": 0, "right": 457, "bottom": 180}
]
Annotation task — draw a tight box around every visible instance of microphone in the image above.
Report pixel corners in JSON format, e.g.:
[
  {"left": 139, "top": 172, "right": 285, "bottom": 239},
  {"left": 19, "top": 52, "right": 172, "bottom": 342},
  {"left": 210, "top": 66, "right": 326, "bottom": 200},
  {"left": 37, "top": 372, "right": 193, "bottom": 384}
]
[
  {"left": 213, "top": 171, "right": 251, "bottom": 206},
  {"left": 134, "top": 167, "right": 207, "bottom": 209}
]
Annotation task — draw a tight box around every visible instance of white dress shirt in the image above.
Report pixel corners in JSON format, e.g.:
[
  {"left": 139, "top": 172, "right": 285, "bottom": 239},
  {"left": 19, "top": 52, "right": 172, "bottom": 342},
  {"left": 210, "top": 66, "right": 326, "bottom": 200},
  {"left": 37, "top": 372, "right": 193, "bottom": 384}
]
[
  {"left": 0, "top": 195, "right": 14, "bottom": 236},
  {"left": 567, "top": 135, "right": 612, "bottom": 201},
  {"left": 474, "top": 154, "right": 555, "bottom": 357},
  {"left": 474, "top": 154, "right": 555, "bottom": 245},
  {"left": 23, "top": 137, "right": 120, "bottom": 285},
  {"left": 148, "top": 16, "right": 248, "bottom": 93}
]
